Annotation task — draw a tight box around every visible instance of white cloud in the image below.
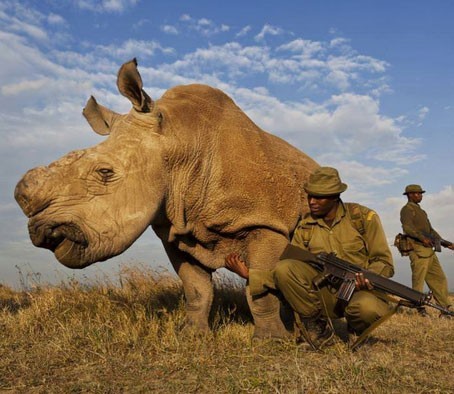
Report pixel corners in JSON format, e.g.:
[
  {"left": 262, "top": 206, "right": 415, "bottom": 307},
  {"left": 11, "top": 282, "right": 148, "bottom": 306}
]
[
  {"left": 0, "top": 30, "right": 75, "bottom": 86},
  {"left": 161, "top": 24, "right": 178, "bottom": 35},
  {"left": 236, "top": 25, "right": 251, "bottom": 37},
  {"left": 254, "top": 24, "right": 284, "bottom": 41},
  {"left": 76, "top": 0, "right": 138, "bottom": 13},
  {"left": 104, "top": 0, "right": 138, "bottom": 12},
  {"left": 0, "top": 2, "right": 45, "bottom": 26},
  {"left": 324, "top": 55, "right": 388, "bottom": 90},
  {"left": 2, "top": 77, "right": 51, "bottom": 95},
  {"left": 148, "top": 38, "right": 388, "bottom": 93},
  {"left": 0, "top": 2, "right": 71, "bottom": 43},
  {"left": 278, "top": 38, "right": 324, "bottom": 58},
  {"left": 235, "top": 90, "right": 421, "bottom": 166},
  {"left": 331, "top": 161, "right": 407, "bottom": 186},
  {"left": 418, "top": 106, "right": 429, "bottom": 122},
  {"left": 370, "top": 81, "right": 392, "bottom": 97},
  {"left": 373, "top": 141, "right": 425, "bottom": 165},
  {"left": 47, "top": 13, "right": 66, "bottom": 26},
  {"left": 198, "top": 18, "right": 211, "bottom": 27},
  {"left": 325, "top": 68, "right": 351, "bottom": 90},
  {"left": 179, "top": 14, "right": 230, "bottom": 36},
  {"left": 93, "top": 39, "right": 175, "bottom": 59},
  {"left": 330, "top": 37, "right": 350, "bottom": 47},
  {"left": 6, "top": 16, "right": 49, "bottom": 41},
  {"left": 164, "top": 42, "right": 270, "bottom": 81}
]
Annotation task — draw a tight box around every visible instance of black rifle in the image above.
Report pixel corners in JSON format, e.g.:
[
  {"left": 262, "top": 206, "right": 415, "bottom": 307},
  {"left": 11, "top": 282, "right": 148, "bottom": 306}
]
[
  {"left": 422, "top": 232, "right": 453, "bottom": 252},
  {"left": 281, "top": 244, "right": 454, "bottom": 316}
]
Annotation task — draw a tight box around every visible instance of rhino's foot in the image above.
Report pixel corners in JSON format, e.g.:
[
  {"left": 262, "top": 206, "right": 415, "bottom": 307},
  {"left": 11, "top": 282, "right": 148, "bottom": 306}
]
[
  {"left": 179, "top": 321, "right": 213, "bottom": 339},
  {"left": 252, "top": 317, "right": 292, "bottom": 340},
  {"left": 180, "top": 315, "right": 210, "bottom": 334},
  {"left": 247, "top": 289, "right": 291, "bottom": 339}
]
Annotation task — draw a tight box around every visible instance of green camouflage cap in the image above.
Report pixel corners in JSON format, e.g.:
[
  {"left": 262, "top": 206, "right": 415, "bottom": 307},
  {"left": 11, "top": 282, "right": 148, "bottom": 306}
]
[
  {"left": 403, "top": 184, "right": 426, "bottom": 195},
  {"left": 304, "top": 167, "right": 347, "bottom": 197}
]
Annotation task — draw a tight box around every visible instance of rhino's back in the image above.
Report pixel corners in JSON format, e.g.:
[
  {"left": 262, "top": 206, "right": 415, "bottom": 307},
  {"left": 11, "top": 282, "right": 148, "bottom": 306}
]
[{"left": 159, "top": 83, "right": 318, "bottom": 236}]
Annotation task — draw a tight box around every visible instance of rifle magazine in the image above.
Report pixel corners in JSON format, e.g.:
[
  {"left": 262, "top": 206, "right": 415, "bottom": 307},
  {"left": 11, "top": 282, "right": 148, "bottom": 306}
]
[{"left": 338, "top": 279, "right": 356, "bottom": 301}]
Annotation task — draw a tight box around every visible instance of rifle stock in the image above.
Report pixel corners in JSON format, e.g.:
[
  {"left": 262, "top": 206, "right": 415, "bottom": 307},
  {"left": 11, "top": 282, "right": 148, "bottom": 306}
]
[{"left": 280, "top": 244, "right": 454, "bottom": 316}]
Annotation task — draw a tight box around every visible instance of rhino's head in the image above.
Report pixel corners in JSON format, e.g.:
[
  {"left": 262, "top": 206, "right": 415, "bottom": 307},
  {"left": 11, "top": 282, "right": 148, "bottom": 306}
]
[{"left": 15, "top": 59, "right": 168, "bottom": 268}]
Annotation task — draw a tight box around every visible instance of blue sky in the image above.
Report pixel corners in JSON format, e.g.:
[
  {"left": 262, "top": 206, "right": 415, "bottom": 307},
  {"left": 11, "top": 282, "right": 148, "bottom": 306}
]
[{"left": 1, "top": 0, "right": 453, "bottom": 289}]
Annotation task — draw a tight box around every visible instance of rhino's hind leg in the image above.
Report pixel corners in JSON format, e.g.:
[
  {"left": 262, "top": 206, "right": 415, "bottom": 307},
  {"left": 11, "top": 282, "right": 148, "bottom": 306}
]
[
  {"left": 247, "top": 288, "right": 290, "bottom": 339},
  {"left": 246, "top": 230, "right": 292, "bottom": 339}
]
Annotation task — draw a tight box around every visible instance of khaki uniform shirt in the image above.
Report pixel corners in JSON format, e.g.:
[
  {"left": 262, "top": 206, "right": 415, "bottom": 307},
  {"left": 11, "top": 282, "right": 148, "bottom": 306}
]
[
  {"left": 400, "top": 201, "right": 440, "bottom": 244},
  {"left": 249, "top": 202, "right": 394, "bottom": 296}
]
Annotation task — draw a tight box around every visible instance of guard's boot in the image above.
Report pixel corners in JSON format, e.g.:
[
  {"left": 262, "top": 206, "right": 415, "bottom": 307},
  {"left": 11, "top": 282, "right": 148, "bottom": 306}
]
[
  {"left": 296, "top": 315, "right": 335, "bottom": 350},
  {"left": 417, "top": 307, "right": 428, "bottom": 317}
]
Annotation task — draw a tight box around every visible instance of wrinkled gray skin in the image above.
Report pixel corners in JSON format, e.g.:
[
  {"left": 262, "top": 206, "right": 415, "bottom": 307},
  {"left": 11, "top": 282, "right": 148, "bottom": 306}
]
[{"left": 15, "top": 59, "right": 318, "bottom": 338}]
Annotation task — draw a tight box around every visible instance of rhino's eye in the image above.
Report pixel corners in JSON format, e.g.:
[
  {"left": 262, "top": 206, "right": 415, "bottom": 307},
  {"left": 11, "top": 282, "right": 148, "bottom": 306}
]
[{"left": 97, "top": 168, "right": 115, "bottom": 182}]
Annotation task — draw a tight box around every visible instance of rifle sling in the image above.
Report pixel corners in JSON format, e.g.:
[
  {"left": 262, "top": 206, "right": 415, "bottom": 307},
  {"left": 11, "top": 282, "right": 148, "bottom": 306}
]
[{"left": 349, "top": 301, "right": 399, "bottom": 351}]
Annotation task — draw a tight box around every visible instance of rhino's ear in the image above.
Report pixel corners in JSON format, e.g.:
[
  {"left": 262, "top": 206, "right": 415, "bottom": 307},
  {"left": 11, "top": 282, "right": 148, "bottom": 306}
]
[
  {"left": 117, "top": 58, "right": 154, "bottom": 113},
  {"left": 83, "top": 96, "right": 119, "bottom": 136}
]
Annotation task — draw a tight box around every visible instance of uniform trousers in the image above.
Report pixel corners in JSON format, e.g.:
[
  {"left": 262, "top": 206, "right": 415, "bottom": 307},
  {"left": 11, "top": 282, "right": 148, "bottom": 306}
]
[{"left": 409, "top": 244, "right": 450, "bottom": 308}]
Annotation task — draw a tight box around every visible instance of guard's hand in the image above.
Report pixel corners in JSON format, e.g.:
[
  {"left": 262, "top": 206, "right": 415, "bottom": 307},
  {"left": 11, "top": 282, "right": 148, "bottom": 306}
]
[
  {"left": 355, "top": 272, "right": 373, "bottom": 291},
  {"left": 447, "top": 244, "right": 454, "bottom": 251},
  {"left": 422, "top": 238, "right": 433, "bottom": 248},
  {"left": 225, "top": 253, "right": 250, "bottom": 279}
]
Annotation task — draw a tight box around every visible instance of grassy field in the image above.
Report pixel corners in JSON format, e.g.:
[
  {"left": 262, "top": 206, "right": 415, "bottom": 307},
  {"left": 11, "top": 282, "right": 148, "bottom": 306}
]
[{"left": 0, "top": 264, "right": 453, "bottom": 393}]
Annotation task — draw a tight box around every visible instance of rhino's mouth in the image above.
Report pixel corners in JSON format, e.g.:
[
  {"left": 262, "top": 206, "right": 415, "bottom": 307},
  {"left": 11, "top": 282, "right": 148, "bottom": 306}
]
[{"left": 29, "top": 221, "right": 88, "bottom": 255}]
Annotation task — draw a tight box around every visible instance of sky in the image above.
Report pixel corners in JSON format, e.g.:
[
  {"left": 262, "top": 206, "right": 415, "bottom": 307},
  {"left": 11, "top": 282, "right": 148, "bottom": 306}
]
[{"left": 1, "top": 0, "right": 453, "bottom": 290}]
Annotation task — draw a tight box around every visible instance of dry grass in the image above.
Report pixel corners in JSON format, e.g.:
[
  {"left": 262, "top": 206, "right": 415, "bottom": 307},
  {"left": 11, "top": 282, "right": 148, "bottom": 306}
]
[{"left": 0, "top": 264, "right": 453, "bottom": 393}]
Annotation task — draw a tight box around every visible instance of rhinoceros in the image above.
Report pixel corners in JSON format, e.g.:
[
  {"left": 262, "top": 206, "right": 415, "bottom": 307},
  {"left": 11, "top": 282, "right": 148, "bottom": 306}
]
[{"left": 15, "top": 59, "right": 318, "bottom": 338}]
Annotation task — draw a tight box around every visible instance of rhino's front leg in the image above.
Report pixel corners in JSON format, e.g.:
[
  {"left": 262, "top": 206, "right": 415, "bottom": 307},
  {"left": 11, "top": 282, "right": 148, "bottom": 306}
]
[
  {"left": 161, "top": 243, "right": 213, "bottom": 331},
  {"left": 246, "top": 230, "right": 291, "bottom": 339},
  {"left": 175, "top": 259, "right": 214, "bottom": 332},
  {"left": 155, "top": 227, "right": 214, "bottom": 331}
]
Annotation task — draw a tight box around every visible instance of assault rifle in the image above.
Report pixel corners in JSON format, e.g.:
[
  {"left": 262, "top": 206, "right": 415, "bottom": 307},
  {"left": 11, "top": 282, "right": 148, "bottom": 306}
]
[
  {"left": 281, "top": 244, "right": 454, "bottom": 316},
  {"left": 422, "top": 232, "right": 453, "bottom": 253}
]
